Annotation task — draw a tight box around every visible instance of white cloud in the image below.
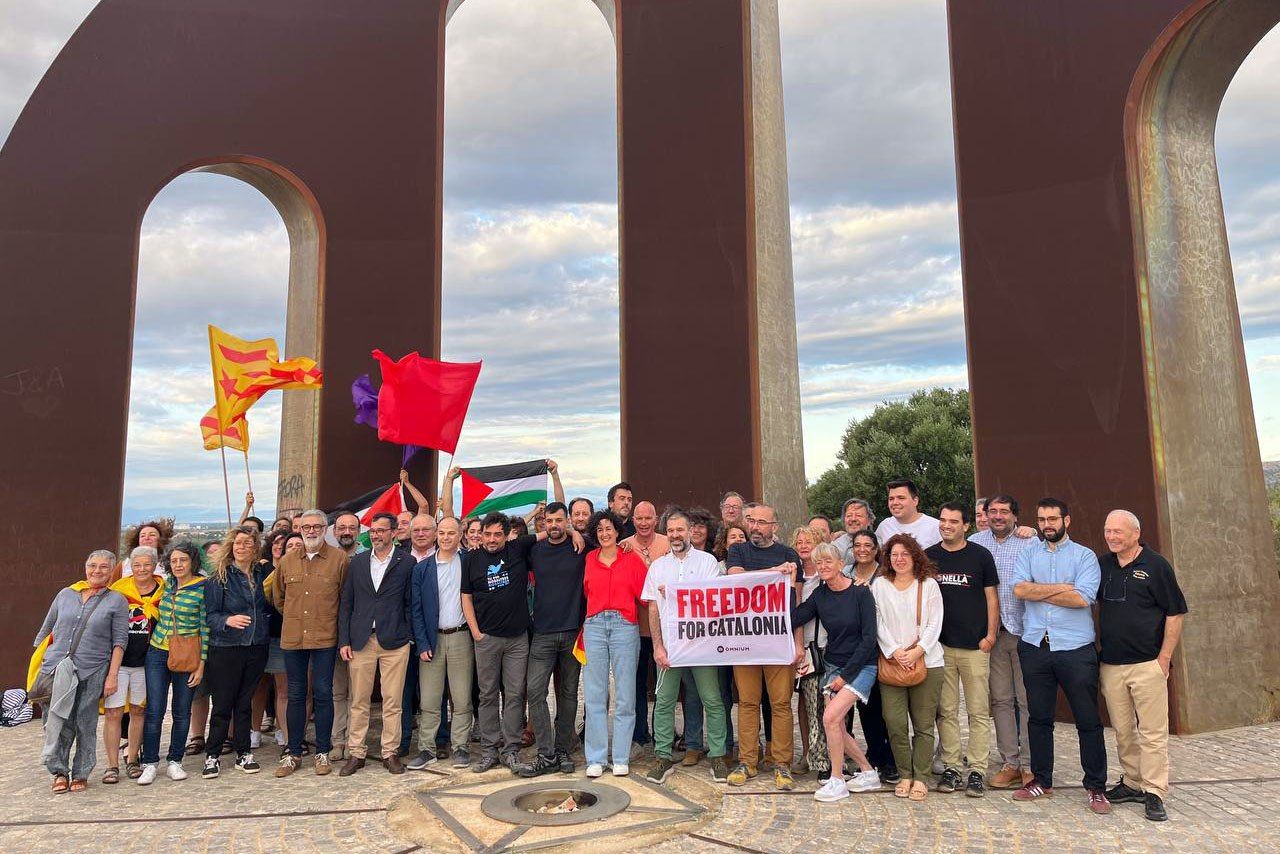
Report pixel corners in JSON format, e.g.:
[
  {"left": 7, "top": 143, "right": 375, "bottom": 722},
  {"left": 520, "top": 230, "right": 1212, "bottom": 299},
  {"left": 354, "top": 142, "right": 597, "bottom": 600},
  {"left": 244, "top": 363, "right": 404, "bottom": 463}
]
[{"left": 3, "top": 0, "right": 1280, "bottom": 519}]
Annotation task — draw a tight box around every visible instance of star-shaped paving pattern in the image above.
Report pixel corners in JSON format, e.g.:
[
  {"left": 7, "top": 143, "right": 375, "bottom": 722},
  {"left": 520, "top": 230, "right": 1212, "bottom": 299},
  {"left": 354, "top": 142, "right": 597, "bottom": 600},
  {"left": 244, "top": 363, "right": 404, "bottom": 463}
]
[{"left": 411, "top": 770, "right": 709, "bottom": 853}]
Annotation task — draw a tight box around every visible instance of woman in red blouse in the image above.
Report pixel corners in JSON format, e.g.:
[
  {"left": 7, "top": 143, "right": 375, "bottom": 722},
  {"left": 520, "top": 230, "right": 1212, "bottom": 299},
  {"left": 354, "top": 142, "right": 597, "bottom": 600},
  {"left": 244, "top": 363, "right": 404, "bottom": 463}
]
[{"left": 581, "top": 511, "right": 648, "bottom": 778}]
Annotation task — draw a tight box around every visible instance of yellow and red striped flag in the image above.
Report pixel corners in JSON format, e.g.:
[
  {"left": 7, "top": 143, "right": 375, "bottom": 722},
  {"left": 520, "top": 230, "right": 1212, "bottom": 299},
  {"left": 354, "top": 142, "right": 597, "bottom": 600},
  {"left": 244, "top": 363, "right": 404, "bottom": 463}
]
[
  {"left": 200, "top": 411, "right": 248, "bottom": 451},
  {"left": 203, "top": 325, "right": 323, "bottom": 450}
]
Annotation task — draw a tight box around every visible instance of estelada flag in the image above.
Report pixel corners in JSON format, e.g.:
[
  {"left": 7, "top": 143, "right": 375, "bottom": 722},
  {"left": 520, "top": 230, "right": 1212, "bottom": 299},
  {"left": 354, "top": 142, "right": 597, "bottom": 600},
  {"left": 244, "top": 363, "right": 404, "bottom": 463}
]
[
  {"left": 205, "top": 325, "right": 323, "bottom": 446},
  {"left": 372, "top": 350, "right": 481, "bottom": 454},
  {"left": 200, "top": 412, "right": 248, "bottom": 452}
]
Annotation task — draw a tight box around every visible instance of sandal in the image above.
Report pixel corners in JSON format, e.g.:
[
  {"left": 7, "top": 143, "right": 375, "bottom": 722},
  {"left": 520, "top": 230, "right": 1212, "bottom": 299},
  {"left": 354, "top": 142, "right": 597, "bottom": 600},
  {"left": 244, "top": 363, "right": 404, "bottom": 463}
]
[
  {"left": 125, "top": 761, "right": 142, "bottom": 779},
  {"left": 102, "top": 767, "right": 120, "bottom": 784},
  {"left": 51, "top": 775, "right": 69, "bottom": 794},
  {"left": 909, "top": 781, "right": 928, "bottom": 802},
  {"left": 69, "top": 779, "right": 88, "bottom": 792},
  {"left": 185, "top": 736, "right": 205, "bottom": 756},
  {"left": 894, "top": 779, "right": 912, "bottom": 798}
]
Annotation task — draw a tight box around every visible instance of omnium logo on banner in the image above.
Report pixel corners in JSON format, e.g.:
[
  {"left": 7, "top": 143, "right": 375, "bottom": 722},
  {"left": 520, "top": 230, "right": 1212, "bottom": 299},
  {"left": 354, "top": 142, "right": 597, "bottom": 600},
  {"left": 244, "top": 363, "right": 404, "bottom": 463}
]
[{"left": 663, "top": 574, "right": 794, "bottom": 667}]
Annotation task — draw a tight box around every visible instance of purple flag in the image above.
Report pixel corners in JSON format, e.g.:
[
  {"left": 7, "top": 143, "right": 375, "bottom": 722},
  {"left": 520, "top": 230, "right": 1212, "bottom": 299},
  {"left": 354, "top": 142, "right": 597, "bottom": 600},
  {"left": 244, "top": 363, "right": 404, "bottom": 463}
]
[
  {"left": 353, "top": 374, "right": 423, "bottom": 465},
  {"left": 352, "top": 374, "right": 380, "bottom": 429}
]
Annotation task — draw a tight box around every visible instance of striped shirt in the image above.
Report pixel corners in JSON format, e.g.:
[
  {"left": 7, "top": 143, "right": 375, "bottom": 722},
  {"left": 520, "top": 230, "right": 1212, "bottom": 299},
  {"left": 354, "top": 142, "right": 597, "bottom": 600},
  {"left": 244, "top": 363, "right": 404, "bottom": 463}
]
[
  {"left": 149, "top": 576, "right": 209, "bottom": 660},
  {"left": 969, "top": 529, "right": 1037, "bottom": 637}
]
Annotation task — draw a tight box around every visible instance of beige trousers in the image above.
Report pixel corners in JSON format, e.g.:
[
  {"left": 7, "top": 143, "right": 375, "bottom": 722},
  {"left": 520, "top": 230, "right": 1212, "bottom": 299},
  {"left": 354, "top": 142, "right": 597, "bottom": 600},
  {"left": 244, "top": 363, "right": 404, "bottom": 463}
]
[
  {"left": 331, "top": 657, "right": 349, "bottom": 756},
  {"left": 1100, "top": 659, "right": 1171, "bottom": 797},
  {"left": 938, "top": 645, "right": 993, "bottom": 773},
  {"left": 347, "top": 638, "right": 410, "bottom": 760}
]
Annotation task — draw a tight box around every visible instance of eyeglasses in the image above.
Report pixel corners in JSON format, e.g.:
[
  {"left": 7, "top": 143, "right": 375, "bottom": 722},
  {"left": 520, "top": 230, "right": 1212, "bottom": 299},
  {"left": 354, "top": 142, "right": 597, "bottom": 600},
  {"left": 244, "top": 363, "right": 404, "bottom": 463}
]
[
  {"left": 1102, "top": 572, "right": 1128, "bottom": 603},
  {"left": 745, "top": 518, "right": 777, "bottom": 527},
  {"left": 299, "top": 524, "right": 324, "bottom": 533},
  {"left": 369, "top": 526, "right": 392, "bottom": 534}
]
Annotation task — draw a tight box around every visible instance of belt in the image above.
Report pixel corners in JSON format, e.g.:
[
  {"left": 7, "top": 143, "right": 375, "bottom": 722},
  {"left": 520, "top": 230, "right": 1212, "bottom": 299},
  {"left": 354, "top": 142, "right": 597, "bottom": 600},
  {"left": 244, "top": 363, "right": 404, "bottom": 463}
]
[
  {"left": 438, "top": 624, "right": 468, "bottom": 635},
  {"left": 1039, "top": 633, "right": 1051, "bottom": 648}
]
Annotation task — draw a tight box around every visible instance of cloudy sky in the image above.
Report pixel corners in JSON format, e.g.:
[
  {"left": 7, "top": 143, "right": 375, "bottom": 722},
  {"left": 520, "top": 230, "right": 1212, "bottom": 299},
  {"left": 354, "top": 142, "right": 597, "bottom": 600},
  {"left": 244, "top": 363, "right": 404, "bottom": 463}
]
[{"left": 2, "top": 1, "right": 1278, "bottom": 522}]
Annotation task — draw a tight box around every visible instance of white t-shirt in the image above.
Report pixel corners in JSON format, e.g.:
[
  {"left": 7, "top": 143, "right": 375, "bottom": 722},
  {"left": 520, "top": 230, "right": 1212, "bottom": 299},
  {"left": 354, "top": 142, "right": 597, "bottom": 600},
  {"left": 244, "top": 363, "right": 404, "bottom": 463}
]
[
  {"left": 435, "top": 552, "right": 465, "bottom": 629},
  {"left": 640, "top": 548, "right": 723, "bottom": 612},
  {"left": 875, "top": 514, "right": 942, "bottom": 549}
]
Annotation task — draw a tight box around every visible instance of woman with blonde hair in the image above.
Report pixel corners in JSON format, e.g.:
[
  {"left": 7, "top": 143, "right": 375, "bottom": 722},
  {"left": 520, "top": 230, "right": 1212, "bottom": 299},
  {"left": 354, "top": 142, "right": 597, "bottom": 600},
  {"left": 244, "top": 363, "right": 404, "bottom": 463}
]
[
  {"left": 790, "top": 524, "right": 827, "bottom": 777},
  {"left": 793, "top": 542, "right": 882, "bottom": 802},
  {"left": 201, "top": 526, "right": 271, "bottom": 779}
]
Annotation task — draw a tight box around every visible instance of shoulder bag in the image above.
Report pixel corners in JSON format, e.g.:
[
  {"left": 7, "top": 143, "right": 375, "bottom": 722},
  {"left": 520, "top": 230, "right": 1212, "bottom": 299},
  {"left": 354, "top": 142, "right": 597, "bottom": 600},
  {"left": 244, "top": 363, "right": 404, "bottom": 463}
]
[
  {"left": 877, "top": 579, "right": 927, "bottom": 687},
  {"left": 29, "top": 589, "right": 109, "bottom": 704},
  {"left": 166, "top": 583, "right": 202, "bottom": 673}
]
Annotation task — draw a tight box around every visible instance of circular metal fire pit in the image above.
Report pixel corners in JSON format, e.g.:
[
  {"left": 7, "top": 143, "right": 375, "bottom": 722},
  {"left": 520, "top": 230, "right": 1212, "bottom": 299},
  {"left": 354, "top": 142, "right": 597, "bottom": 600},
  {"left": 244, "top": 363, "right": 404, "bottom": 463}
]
[{"left": 481, "top": 780, "right": 631, "bottom": 827}]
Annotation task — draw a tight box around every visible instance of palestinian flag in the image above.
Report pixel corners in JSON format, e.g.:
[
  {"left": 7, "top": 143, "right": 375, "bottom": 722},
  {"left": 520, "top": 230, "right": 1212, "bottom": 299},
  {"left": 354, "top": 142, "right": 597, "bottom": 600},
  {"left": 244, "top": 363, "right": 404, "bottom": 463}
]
[
  {"left": 460, "top": 459, "right": 548, "bottom": 519},
  {"left": 328, "top": 482, "right": 408, "bottom": 527}
]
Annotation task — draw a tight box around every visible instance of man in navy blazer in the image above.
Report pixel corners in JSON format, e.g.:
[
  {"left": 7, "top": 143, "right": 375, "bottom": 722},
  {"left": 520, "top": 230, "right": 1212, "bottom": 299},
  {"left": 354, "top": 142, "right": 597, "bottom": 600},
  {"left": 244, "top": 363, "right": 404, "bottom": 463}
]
[
  {"left": 407, "top": 516, "right": 473, "bottom": 769},
  {"left": 337, "top": 512, "right": 416, "bottom": 776}
]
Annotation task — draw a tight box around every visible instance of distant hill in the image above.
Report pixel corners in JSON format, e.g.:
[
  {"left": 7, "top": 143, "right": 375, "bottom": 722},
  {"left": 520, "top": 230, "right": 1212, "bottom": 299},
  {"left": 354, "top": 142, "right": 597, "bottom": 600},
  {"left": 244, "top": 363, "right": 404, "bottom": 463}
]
[{"left": 1266, "top": 461, "right": 1280, "bottom": 490}]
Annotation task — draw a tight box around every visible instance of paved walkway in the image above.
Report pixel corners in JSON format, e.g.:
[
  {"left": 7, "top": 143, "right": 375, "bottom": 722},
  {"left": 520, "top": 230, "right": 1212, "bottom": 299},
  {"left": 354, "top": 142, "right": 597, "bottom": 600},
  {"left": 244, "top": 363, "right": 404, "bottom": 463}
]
[{"left": 1, "top": 714, "right": 1277, "bottom": 852}]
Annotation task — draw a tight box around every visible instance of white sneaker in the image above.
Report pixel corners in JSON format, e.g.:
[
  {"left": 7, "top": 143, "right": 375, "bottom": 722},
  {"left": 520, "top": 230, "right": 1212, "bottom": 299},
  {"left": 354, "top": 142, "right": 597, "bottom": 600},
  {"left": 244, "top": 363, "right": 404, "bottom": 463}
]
[
  {"left": 136, "top": 763, "right": 157, "bottom": 785},
  {"left": 586, "top": 763, "right": 604, "bottom": 778},
  {"left": 274, "top": 729, "right": 286, "bottom": 747},
  {"left": 250, "top": 730, "right": 262, "bottom": 749},
  {"left": 814, "top": 777, "right": 850, "bottom": 802},
  {"left": 166, "top": 761, "right": 188, "bottom": 781},
  {"left": 612, "top": 763, "right": 629, "bottom": 777},
  {"left": 848, "top": 769, "right": 882, "bottom": 792}
]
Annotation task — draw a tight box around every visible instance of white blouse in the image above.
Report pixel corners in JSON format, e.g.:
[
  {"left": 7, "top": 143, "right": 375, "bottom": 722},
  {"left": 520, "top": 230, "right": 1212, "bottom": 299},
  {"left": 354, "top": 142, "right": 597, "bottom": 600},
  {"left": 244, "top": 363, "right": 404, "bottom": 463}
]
[{"left": 871, "top": 576, "right": 944, "bottom": 669}]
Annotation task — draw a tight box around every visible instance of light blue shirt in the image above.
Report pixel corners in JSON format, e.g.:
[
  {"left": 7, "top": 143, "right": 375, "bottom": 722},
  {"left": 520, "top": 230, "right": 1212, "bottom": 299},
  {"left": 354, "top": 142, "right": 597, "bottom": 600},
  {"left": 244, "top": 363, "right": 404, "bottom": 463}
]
[
  {"left": 969, "top": 528, "right": 1037, "bottom": 636},
  {"left": 1012, "top": 535, "right": 1100, "bottom": 651}
]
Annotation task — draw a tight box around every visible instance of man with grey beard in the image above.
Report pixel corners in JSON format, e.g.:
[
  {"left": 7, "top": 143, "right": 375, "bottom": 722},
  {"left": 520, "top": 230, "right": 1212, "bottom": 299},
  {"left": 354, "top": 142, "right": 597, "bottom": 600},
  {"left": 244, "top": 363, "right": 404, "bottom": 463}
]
[{"left": 271, "top": 508, "right": 350, "bottom": 778}]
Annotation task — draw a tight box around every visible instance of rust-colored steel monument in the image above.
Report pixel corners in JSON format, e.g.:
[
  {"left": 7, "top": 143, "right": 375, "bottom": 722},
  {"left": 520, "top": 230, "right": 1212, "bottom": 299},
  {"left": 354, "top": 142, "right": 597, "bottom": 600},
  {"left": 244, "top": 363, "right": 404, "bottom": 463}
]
[{"left": 1, "top": 0, "right": 1277, "bottom": 730}]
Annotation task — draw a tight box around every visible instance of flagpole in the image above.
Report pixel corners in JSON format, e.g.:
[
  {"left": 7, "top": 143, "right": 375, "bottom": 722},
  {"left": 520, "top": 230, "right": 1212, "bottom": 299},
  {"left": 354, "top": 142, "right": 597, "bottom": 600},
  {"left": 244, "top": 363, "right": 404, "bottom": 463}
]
[
  {"left": 219, "top": 445, "right": 234, "bottom": 527},
  {"left": 241, "top": 449, "right": 254, "bottom": 497}
]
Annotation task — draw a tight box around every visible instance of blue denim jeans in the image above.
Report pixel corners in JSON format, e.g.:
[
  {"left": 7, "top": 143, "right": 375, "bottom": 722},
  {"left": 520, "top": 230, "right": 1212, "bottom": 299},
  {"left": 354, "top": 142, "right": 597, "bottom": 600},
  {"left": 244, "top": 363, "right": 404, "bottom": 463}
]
[
  {"left": 142, "top": 644, "right": 196, "bottom": 765},
  {"left": 284, "top": 645, "right": 337, "bottom": 756},
  {"left": 583, "top": 611, "right": 639, "bottom": 766}
]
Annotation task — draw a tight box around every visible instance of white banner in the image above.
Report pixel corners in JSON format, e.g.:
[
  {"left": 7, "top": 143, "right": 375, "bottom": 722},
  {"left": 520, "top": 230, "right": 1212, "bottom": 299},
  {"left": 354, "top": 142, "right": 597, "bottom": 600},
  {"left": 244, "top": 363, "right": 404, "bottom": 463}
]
[{"left": 662, "top": 573, "right": 794, "bottom": 667}]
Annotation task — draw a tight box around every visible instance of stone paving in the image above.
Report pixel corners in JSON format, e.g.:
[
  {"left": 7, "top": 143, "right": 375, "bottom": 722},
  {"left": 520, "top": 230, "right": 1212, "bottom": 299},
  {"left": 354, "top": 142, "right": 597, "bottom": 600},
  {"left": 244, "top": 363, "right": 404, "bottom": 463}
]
[{"left": 1, "top": 710, "right": 1278, "bottom": 853}]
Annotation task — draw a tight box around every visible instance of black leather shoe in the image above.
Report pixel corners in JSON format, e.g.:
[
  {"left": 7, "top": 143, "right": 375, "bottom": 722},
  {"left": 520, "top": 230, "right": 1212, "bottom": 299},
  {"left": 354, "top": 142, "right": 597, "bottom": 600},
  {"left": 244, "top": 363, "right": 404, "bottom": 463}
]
[
  {"left": 338, "top": 757, "right": 365, "bottom": 777},
  {"left": 1144, "top": 793, "right": 1168, "bottom": 822}
]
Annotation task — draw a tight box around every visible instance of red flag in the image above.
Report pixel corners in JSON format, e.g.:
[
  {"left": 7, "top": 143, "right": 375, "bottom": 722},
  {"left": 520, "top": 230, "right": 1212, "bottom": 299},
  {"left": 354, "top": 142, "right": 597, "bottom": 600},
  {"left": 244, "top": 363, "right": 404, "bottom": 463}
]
[
  {"left": 459, "top": 469, "right": 495, "bottom": 519},
  {"left": 359, "top": 483, "right": 407, "bottom": 527},
  {"left": 372, "top": 350, "right": 481, "bottom": 453}
]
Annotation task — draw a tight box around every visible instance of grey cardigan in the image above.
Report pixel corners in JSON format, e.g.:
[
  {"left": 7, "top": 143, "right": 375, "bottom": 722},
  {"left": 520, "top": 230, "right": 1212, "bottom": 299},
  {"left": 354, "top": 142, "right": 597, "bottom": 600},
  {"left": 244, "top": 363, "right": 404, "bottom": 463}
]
[{"left": 34, "top": 587, "right": 129, "bottom": 676}]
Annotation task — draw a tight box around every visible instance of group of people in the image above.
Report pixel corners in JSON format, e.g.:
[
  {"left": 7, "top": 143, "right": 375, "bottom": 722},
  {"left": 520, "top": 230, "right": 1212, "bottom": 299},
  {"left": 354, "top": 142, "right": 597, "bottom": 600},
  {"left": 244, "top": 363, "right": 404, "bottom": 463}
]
[{"left": 33, "top": 467, "right": 1187, "bottom": 822}]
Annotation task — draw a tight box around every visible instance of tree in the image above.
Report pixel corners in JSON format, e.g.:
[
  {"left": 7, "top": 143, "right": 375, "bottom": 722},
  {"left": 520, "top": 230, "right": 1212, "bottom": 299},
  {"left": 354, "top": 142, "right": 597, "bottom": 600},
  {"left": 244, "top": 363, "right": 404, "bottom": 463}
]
[{"left": 807, "top": 388, "right": 974, "bottom": 524}]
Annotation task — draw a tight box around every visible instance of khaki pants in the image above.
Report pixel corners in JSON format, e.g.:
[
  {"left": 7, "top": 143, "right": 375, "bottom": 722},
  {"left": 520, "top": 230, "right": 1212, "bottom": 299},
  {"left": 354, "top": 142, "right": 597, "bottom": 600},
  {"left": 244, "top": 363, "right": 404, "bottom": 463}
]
[
  {"left": 1100, "top": 660, "right": 1171, "bottom": 797},
  {"left": 331, "top": 657, "right": 349, "bottom": 756},
  {"left": 419, "top": 630, "right": 474, "bottom": 752},
  {"left": 733, "top": 664, "right": 794, "bottom": 770},
  {"left": 989, "top": 629, "right": 1030, "bottom": 768},
  {"left": 938, "top": 645, "right": 993, "bottom": 773},
  {"left": 347, "top": 638, "right": 410, "bottom": 760}
]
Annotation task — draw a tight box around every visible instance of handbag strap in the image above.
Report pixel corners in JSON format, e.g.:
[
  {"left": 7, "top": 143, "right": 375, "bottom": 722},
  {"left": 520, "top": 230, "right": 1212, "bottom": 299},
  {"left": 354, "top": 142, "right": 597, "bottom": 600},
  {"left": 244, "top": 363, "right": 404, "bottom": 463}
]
[
  {"left": 909, "top": 579, "right": 923, "bottom": 647},
  {"left": 170, "top": 578, "right": 181, "bottom": 636},
  {"left": 66, "top": 589, "right": 109, "bottom": 659}
]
